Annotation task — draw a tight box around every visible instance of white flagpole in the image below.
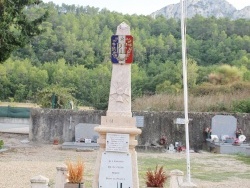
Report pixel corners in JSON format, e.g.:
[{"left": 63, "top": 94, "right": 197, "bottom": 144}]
[{"left": 180, "top": 0, "right": 191, "bottom": 183}]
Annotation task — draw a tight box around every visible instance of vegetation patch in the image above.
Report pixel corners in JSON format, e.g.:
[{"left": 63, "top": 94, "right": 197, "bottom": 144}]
[
  {"left": 234, "top": 153, "right": 250, "bottom": 165},
  {"left": 137, "top": 153, "right": 250, "bottom": 184}
]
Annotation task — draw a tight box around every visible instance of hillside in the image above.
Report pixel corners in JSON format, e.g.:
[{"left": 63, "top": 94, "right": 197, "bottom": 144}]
[
  {"left": 0, "top": 3, "right": 249, "bottom": 111},
  {"left": 151, "top": 0, "right": 250, "bottom": 20}
]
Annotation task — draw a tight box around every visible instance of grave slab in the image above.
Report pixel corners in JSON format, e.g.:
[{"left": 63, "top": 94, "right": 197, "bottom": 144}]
[
  {"left": 61, "top": 142, "right": 99, "bottom": 150},
  {"left": 207, "top": 142, "right": 250, "bottom": 155}
]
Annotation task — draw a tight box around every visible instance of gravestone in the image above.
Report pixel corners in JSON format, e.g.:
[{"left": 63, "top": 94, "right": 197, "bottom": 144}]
[
  {"left": 75, "top": 123, "right": 99, "bottom": 143},
  {"left": 207, "top": 115, "right": 250, "bottom": 155},
  {"left": 211, "top": 115, "right": 237, "bottom": 139},
  {"left": 61, "top": 123, "right": 99, "bottom": 150}
]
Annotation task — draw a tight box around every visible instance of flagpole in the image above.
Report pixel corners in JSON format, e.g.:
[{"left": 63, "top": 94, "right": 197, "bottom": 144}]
[{"left": 180, "top": 0, "right": 191, "bottom": 183}]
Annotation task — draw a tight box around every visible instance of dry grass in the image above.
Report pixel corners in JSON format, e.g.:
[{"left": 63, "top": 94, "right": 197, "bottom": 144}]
[
  {"left": 132, "top": 90, "right": 250, "bottom": 112},
  {"left": 66, "top": 158, "right": 84, "bottom": 183},
  {"left": 0, "top": 102, "right": 40, "bottom": 108}
]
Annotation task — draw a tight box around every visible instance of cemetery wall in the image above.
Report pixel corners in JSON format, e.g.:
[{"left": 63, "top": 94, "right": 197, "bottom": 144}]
[
  {"left": 0, "top": 117, "right": 30, "bottom": 124},
  {"left": 30, "top": 109, "right": 105, "bottom": 143},
  {"left": 30, "top": 108, "right": 250, "bottom": 150},
  {"left": 133, "top": 111, "right": 250, "bottom": 150}
]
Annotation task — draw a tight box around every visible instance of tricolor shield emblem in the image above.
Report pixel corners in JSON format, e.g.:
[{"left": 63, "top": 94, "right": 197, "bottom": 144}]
[{"left": 111, "top": 35, "right": 133, "bottom": 64}]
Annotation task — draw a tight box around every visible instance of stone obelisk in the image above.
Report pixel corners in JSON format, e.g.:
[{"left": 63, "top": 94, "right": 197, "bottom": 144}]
[{"left": 93, "top": 22, "right": 141, "bottom": 188}]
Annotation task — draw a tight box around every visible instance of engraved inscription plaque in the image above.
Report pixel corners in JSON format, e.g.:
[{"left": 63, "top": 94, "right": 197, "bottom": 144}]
[
  {"left": 106, "top": 133, "right": 129, "bottom": 153},
  {"left": 99, "top": 152, "right": 132, "bottom": 188}
]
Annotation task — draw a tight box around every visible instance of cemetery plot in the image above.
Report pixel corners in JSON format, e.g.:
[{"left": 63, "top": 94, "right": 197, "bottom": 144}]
[{"left": 207, "top": 115, "right": 249, "bottom": 155}]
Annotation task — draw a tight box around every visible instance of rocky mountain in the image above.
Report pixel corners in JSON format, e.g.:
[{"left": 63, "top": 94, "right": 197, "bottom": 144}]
[
  {"left": 233, "top": 6, "right": 250, "bottom": 19},
  {"left": 151, "top": 0, "right": 250, "bottom": 20}
]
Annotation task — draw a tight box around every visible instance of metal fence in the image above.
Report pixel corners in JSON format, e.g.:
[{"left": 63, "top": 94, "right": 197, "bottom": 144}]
[{"left": 0, "top": 106, "right": 30, "bottom": 118}]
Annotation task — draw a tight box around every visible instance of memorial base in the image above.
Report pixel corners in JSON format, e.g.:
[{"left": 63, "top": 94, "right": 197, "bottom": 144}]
[{"left": 92, "top": 116, "right": 141, "bottom": 188}]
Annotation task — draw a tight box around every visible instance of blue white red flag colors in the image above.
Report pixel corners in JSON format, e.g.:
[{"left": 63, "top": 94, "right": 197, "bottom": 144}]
[{"left": 111, "top": 35, "right": 133, "bottom": 64}]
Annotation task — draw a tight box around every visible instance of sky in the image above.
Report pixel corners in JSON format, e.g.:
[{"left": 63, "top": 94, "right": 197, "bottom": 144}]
[{"left": 42, "top": 0, "right": 250, "bottom": 15}]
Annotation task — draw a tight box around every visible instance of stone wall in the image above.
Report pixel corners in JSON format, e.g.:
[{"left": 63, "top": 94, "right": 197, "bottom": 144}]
[
  {"left": 30, "top": 108, "right": 250, "bottom": 150},
  {"left": 0, "top": 117, "right": 30, "bottom": 124},
  {"left": 30, "top": 109, "right": 105, "bottom": 143}
]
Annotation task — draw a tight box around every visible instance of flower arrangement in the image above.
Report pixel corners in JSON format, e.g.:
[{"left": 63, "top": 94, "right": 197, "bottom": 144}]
[
  {"left": 145, "top": 165, "right": 168, "bottom": 187},
  {"left": 65, "top": 158, "right": 84, "bottom": 184},
  {"left": 233, "top": 138, "right": 241, "bottom": 146},
  {"left": 159, "top": 136, "right": 167, "bottom": 146}
]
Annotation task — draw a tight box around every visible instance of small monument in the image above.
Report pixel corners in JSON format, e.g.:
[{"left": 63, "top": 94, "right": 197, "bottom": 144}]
[
  {"left": 62, "top": 123, "right": 99, "bottom": 150},
  {"left": 75, "top": 123, "right": 99, "bottom": 143},
  {"left": 93, "top": 22, "right": 141, "bottom": 188}
]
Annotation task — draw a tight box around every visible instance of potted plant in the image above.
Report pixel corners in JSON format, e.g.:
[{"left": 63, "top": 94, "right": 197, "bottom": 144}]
[
  {"left": 145, "top": 165, "right": 168, "bottom": 188},
  {"left": 64, "top": 158, "right": 84, "bottom": 188},
  {"left": 53, "top": 137, "right": 59, "bottom": 145}
]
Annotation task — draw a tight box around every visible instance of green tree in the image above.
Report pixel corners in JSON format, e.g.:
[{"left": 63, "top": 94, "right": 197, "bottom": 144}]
[
  {"left": 0, "top": 0, "right": 48, "bottom": 62},
  {"left": 187, "top": 59, "right": 199, "bottom": 88},
  {"left": 85, "top": 64, "right": 111, "bottom": 109},
  {"left": 131, "top": 63, "right": 147, "bottom": 97},
  {"left": 36, "top": 84, "right": 76, "bottom": 109},
  {"left": 0, "top": 63, "right": 11, "bottom": 100},
  {"left": 1, "top": 58, "right": 48, "bottom": 101}
]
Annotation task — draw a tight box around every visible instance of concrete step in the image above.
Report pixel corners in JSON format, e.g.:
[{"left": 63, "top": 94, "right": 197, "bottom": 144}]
[{"left": 62, "top": 142, "right": 99, "bottom": 150}]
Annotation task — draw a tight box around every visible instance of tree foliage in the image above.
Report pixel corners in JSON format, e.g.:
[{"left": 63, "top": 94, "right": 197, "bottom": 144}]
[
  {"left": 36, "top": 84, "right": 76, "bottom": 109},
  {"left": 1, "top": 3, "right": 250, "bottom": 110},
  {"left": 0, "top": 0, "right": 48, "bottom": 62}
]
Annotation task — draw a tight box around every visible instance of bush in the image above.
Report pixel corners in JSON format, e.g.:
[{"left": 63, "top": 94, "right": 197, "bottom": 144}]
[
  {"left": 230, "top": 82, "right": 250, "bottom": 92},
  {"left": 191, "top": 83, "right": 230, "bottom": 96},
  {"left": 233, "top": 99, "right": 250, "bottom": 113},
  {"left": 207, "top": 102, "right": 230, "bottom": 112},
  {"left": 191, "top": 81, "right": 250, "bottom": 96}
]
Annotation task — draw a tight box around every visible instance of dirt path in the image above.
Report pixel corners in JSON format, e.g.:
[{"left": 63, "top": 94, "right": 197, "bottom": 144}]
[{"left": 0, "top": 133, "right": 250, "bottom": 188}]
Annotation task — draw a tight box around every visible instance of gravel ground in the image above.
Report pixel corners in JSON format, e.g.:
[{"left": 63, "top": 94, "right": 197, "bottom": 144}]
[{"left": 0, "top": 133, "right": 250, "bottom": 188}]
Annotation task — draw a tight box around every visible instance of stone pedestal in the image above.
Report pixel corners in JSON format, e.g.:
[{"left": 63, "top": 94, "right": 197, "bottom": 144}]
[
  {"left": 30, "top": 175, "right": 49, "bottom": 188},
  {"left": 170, "top": 169, "right": 184, "bottom": 188},
  {"left": 55, "top": 165, "right": 68, "bottom": 188},
  {"left": 180, "top": 182, "right": 198, "bottom": 188},
  {"left": 169, "top": 169, "right": 197, "bottom": 188},
  {"left": 93, "top": 116, "right": 141, "bottom": 186}
]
